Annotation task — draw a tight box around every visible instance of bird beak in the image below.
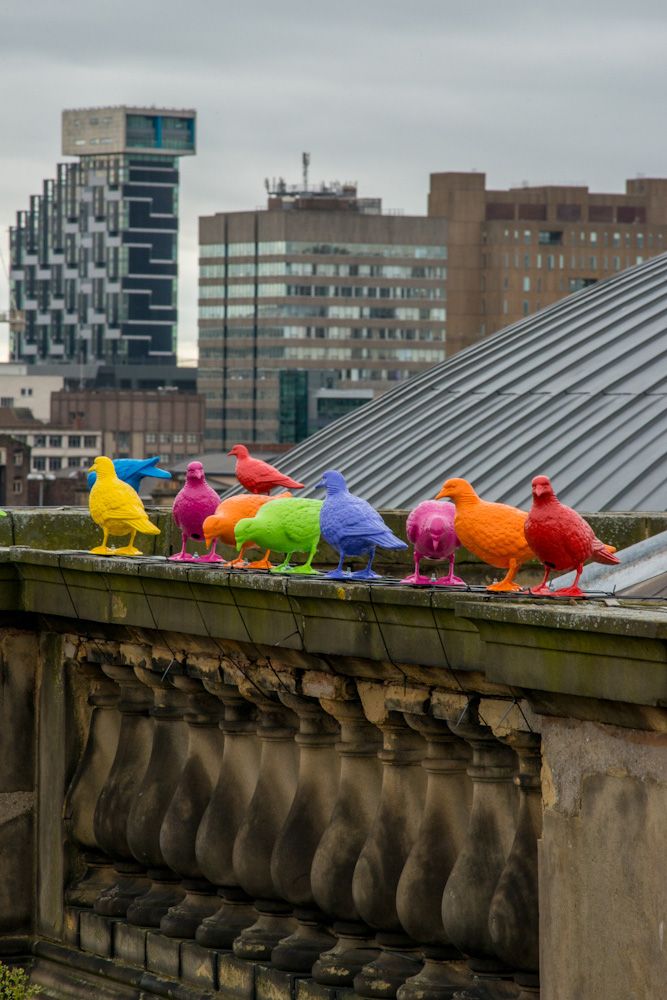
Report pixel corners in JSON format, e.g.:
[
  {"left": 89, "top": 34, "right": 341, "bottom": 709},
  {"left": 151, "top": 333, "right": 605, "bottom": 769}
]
[
  {"left": 314, "top": 479, "right": 325, "bottom": 490},
  {"left": 88, "top": 463, "right": 96, "bottom": 473},
  {"left": 434, "top": 486, "right": 448, "bottom": 500}
]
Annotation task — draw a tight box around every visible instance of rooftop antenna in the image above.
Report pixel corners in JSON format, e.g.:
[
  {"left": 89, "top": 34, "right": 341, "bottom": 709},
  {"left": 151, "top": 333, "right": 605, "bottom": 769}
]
[{"left": 302, "top": 152, "right": 310, "bottom": 192}]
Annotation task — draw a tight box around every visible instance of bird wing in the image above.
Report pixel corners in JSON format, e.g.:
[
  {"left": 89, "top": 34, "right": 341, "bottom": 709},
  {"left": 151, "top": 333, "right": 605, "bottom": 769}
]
[
  {"left": 240, "top": 457, "right": 302, "bottom": 492},
  {"left": 90, "top": 478, "right": 153, "bottom": 527},
  {"left": 456, "top": 500, "right": 533, "bottom": 565},
  {"left": 325, "top": 493, "right": 405, "bottom": 547}
]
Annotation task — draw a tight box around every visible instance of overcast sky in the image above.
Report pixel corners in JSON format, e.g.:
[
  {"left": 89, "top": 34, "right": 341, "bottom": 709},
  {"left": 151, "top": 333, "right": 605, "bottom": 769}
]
[{"left": 1, "top": 0, "right": 666, "bottom": 363}]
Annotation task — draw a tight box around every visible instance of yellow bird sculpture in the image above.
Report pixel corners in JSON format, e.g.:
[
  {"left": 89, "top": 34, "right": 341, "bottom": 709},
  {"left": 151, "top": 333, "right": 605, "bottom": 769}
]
[{"left": 88, "top": 456, "right": 160, "bottom": 556}]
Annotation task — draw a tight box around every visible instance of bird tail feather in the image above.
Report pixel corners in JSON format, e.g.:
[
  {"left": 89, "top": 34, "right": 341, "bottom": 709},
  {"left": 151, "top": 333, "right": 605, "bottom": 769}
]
[{"left": 592, "top": 539, "right": 619, "bottom": 565}]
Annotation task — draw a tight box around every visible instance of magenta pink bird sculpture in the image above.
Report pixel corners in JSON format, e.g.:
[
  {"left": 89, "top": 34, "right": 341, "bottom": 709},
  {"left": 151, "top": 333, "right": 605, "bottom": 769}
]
[
  {"left": 169, "top": 461, "right": 222, "bottom": 562},
  {"left": 401, "top": 499, "right": 466, "bottom": 587}
]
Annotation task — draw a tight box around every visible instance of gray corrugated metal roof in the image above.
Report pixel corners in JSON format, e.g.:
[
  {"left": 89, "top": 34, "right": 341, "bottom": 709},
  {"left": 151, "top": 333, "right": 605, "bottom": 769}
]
[{"left": 225, "top": 253, "right": 667, "bottom": 510}]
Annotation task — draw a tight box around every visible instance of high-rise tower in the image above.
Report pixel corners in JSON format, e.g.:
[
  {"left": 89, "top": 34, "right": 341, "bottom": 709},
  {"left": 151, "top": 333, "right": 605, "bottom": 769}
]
[{"left": 9, "top": 106, "right": 196, "bottom": 368}]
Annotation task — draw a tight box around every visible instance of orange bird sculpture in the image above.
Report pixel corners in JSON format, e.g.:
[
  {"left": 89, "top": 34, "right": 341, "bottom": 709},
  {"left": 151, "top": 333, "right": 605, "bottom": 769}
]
[
  {"left": 228, "top": 444, "right": 304, "bottom": 494},
  {"left": 202, "top": 492, "right": 290, "bottom": 568},
  {"left": 435, "top": 477, "right": 535, "bottom": 592}
]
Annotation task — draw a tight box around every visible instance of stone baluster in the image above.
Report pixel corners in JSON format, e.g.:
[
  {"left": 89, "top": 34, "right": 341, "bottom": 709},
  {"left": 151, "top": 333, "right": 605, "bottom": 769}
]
[
  {"left": 396, "top": 715, "right": 473, "bottom": 1000},
  {"left": 195, "top": 682, "right": 261, "bottom": 948},
  {"left": 232, "top": 699, "right": 299, "bottom": 962},
  {"left": 487, "top": 733, "right": 542, "bottom": 1000},
  {"left": 352, "top": 710, "right": 427, "bottom": 999},
  {"left": 63, "top": 660, "right": 121, "bottom": 906},
  {"left": 158, "top": 674, "right": 225, "bottom": 937},
  {"left": 92, "top": 662, "right": 154, "bottom": 916},
  {"left": 440, "top": 717, "right": 519, "bottom": 999},
  {"left": 310, "top": 698, "right": 383, "bottom": 987},
  {"left": 270, "top": 692, "right": 341, "bottom": 972},
  {"left": 124, "top": 664, "right": 191, "bottom": 926}
]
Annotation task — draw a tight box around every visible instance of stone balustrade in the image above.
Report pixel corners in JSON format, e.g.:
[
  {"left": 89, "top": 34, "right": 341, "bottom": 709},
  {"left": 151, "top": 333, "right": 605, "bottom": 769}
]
[{"left": 0, "top": 548, "right": 665, "bottom": 1000}]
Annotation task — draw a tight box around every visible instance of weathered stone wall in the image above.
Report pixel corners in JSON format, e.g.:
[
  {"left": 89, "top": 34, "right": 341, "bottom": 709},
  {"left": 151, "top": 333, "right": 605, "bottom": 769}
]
[
  {"left": 0, "top": 631, "right": 37, "bottom": 933},
  {"left": 0, "top": 549, "right": 664, "bottom": 999},
  {"left": 540, "top": 718, "right": 667, "bottom": 1000}
]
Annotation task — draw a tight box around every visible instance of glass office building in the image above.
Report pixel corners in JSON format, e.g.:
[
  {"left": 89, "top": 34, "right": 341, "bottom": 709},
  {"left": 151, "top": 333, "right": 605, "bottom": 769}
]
[
  {"left": 9, "top": 106, "right": 196, "bottom": 367},
  {"left": 198, "top": 197, "right": 447, "bottom": 449}
]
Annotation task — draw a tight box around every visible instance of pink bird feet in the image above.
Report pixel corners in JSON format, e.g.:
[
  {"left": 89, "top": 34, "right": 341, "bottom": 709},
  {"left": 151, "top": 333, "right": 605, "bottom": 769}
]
[
  {"left": 434, "top": 572, "right": 466, "bottom": 587},
  {"left": 401, "top": 572, "right": 433, "bottom": 585}
]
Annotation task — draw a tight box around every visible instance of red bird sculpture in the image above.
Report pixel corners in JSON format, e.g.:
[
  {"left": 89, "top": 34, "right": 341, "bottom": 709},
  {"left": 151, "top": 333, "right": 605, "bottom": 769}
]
[
  {"left": 228, "top": 444, "right": 305, "bottom": 495},
  {"left": 524, "top": 475, "right": 619, "bottom": 597}
]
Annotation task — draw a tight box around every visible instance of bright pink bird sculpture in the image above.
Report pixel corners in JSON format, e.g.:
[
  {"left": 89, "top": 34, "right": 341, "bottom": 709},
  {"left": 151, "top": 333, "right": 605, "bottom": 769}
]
[
  {"left": 524, "top": 474, "right": 619, "bottom": 597},
  {"left": 170, "top": 461, "right": 222, "bottom": 562},
  {"left": 401, "top": 499, "right": 466, "bottom": 586},
  {"left": 228, "top": 444, "right": 305, "bottom": 495}
]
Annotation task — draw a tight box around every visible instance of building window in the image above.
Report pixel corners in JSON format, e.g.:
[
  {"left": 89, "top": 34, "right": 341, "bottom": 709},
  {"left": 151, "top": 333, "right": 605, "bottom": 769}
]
[
  {"left": 538, "top": 231, "right": 563, "bottom": 246},
  {"left": 523, "top": 277, "right": 531, "bottom": 292},
  {"left": 0, "top": 397, "right": 13, "bottom": 408},
  {"left": 522, "top": 300, "right": 530, "bottom": 315},
  {"left": 173, "top": 433, "right": 184, "bottom": 443},
  {"left": 33, "top": 457, "right": 46, "bottom": 471},
  {"left": 12, "top": 480, "right": 23, "bottom": 495},
  {"left": 186, "top": 433, "right": 198, "bottom": 444},
  {"left": 83, "top": 435, "right": 97, "bottom": 448},
  {"left": 49, "top": 457, "right": 62, "bottom": 471},
  {"left": 13, "top": 452, "right": 23, "bottom": 466},
  {"left": 146, "top": 433, "right": 157, "bottom": 444},
  {"left": 68, "top": 435, "right": 81, "bottom": 448},
  {"left": 49, "top": 435, "right": 62, "bottom": 447}
]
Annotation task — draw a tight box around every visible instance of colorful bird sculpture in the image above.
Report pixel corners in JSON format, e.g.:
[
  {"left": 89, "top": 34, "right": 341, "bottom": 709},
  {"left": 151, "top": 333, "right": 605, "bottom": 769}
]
[
  {"left": 436, "top": 478, "right": 535, "bottom": 592},
  {"left": 228, "top": 444, "right": 305, "bottom": 495},
  {"left": 88, "top": 456, "right": 160, "bottom": 556},
  {"left": 317, "top": 469, "right": 407, "bottom": 580},
  {"left": 169, "top": 461, "right": 221, "bottom": 562},
  {"left": 87, "top": 456, "right": 172, "bottom": 494},
  {"left": 202, "top": 492, "right": 291, "bottom": 569},
  {"left": 234, "top": 497, "right": 323, "bottom": 574},
  {"left": 401, "top": 499, "right": 465, "bottom": 587},
  {"left": 524, "top": 475, "right": 619, "bottom": 597}
]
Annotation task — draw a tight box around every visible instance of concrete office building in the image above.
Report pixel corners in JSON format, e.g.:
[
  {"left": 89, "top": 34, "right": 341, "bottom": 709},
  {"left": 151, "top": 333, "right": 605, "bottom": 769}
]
[
  {"left": 198, "top": 174, "right": 447, "bottom": 450},
  {"left": 9, "top": 106, "right": 196, "bottom": 369},
  {"left": 429, "top": 172, "right": 667, "bottom": 354}
]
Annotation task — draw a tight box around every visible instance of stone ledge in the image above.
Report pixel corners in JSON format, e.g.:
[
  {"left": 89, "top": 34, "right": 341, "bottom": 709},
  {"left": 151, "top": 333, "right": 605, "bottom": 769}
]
[{"left": 0, "top": 549, "right": 665, "bottom": 715}]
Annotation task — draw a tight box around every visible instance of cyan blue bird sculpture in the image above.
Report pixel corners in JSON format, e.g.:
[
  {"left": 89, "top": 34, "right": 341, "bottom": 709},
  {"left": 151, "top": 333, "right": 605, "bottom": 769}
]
[
  {"left": 87, "top": 456, "right": 172, "bottom": 494},
  {"left": 316, "top": 469, "right": 407, "bottom": 580}
]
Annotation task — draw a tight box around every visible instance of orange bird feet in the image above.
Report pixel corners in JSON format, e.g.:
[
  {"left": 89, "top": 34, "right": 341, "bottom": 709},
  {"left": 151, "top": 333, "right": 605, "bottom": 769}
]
[
  {"left": 487, "top": 579, "right": 523, "bottom": 593},
  {"left": 245, "top": 550, "right": 274, "bottom": 570}
]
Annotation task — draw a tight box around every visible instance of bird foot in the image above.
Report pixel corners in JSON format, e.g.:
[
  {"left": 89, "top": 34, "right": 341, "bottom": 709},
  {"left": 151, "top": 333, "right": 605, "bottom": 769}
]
[
  {"left": 529, "top": 585, "right": 554, "bottom": 596},
  {"left": 113, "top": 546, "right": 143, "bottom": 557},
  {"left": 435, "top": 574, "right": 467, "bottom": 587},
  {"left": 351, "top": 568, "right": 381, "bottom": 580},
  {"left": 245, "top": 558, "right": 274, "bottom": 570},
  {"left": 223, "top": 557, "right": 248, "bottom": 569},
  {"left": 90, "top": 545, "right": 114, "bottom": 556},
  {"left": 486, "top": 580, "right": 522, "bottom": 593},
  {"left": 325, "top": 568, "right": 350, "bottom": 580},
  {"left": 269, "top": 564, "right": 292, "bottom": 574},
  {"left": 198, "top": 552, "right": 225, "bottom": 563},
  {"left": 552, "top": 585, "right": 587, "bottom": 598},
  {"left": 168, "top": 552, "right": 198, "bottom": 562},
  {"left": 401, "top": 573, "right": 432, "bottom": 585},
  {"left": 283, "top": 564, "right": 319, "bottom": 575}
]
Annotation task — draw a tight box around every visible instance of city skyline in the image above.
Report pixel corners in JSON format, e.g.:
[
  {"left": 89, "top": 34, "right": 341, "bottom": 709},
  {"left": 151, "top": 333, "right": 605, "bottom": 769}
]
[{"left": 1, "top": 0, "right": 666, "bottom": 363}]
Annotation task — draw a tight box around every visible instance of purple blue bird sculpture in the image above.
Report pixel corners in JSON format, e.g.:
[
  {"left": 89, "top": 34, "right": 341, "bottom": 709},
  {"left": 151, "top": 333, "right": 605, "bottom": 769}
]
[
  {"left": 170, "top": 461, "right": 222, "bottom": 562},
  {"left": 87, "top": 456, "right": 171, "bottom": 494},
  {"left": 401, "top": 499, "right": 466, "bottom": 587},
  {"left": 316, "top": 469, "right": 408, "bottom": 580}
]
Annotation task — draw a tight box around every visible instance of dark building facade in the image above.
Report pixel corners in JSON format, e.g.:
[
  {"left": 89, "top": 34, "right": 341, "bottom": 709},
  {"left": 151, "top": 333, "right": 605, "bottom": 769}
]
[
  {"left": 198, "top": 180, "right": 447, "bottom": 450},
  {"left": 9, "top": 106, "right": 195, "bottom": 368}
]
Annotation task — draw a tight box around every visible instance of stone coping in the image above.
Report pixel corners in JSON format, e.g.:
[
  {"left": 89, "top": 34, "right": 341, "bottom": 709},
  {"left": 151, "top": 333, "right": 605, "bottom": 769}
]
[{"left": 0, "top": 547, "right": 665, "bottom": 715}]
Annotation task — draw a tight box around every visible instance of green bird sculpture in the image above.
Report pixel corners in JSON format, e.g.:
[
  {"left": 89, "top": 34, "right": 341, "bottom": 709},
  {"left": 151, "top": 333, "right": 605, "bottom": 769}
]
[{"left": 234, "top": 497, "right": 323, "bottom": 575}]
